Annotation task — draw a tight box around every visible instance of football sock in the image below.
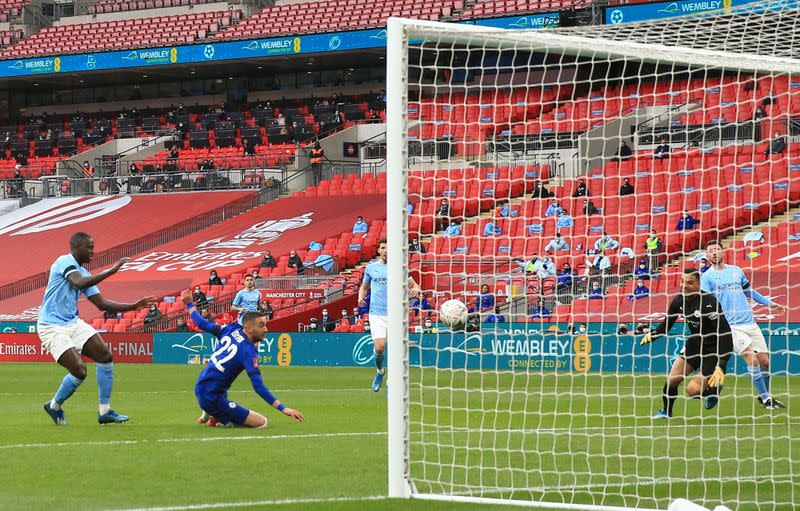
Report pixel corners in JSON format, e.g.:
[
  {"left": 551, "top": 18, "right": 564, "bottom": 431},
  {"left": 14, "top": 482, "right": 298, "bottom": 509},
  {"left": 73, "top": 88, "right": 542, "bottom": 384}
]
[
  {"left": 97, "top": 362, "right": 114, "bottom": 414},
  {"left": 374, "top": 351, "right": 384, "bottom": 372},
  {"left": 761, "top": 369, "right": 770, "bottom": 392},
  {"left": 747, "top": 365, "right": 770, "bottom": 401},
  {"left": 52, "top": 373, "right": 84, "bottom": 410},
  {"left": 662, "top": 383, "right": 679, "bottom": 415}
]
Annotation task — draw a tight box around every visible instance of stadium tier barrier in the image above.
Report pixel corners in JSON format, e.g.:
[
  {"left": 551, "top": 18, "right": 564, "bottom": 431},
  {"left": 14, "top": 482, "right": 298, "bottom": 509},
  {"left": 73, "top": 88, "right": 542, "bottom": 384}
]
[{"left": 2, "top": 325, "right": 799, "bottom": 374}]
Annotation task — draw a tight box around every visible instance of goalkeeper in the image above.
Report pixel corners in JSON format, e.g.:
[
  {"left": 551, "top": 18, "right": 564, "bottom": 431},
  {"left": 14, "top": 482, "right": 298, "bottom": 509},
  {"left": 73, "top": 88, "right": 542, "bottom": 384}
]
[{"left": 641, "top": 268, "right": 733, "bottom": 418}]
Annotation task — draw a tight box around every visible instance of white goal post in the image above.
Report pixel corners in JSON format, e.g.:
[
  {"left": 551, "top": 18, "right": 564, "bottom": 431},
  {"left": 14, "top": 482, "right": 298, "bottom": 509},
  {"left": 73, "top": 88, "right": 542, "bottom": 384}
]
[{"left": 387, "top": 4, "right": 800, "bottom": 509}]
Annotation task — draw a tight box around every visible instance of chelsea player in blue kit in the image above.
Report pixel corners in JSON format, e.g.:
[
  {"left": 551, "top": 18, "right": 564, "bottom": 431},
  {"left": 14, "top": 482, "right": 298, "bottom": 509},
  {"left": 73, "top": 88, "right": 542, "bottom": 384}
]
[
  {"left": 40, "top": 232, "right": 155, "bottom": 425},
  {"left": 181, "top": 290, "right": 304, "bottom": 427},
  {"left": 702, "top": 240, "right": 786, "bottom": 409}
]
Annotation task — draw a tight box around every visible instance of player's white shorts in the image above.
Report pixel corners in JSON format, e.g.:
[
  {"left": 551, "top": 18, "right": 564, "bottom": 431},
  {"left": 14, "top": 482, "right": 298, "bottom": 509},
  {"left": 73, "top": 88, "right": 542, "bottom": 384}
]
[
  {"left": 730, "top": 324, "right": 768, "bottom": 355},
  {"left": 369, "top": 314, "right": 388, "bottom": 340},
  {"left": 38, "top": 319, "right": 97, "bottom": 361}
]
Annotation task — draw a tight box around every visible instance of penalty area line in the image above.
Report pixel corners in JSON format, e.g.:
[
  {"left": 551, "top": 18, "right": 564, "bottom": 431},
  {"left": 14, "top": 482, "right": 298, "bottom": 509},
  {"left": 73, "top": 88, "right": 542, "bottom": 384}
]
[{"left": 104, "top": 495, "right": 386, "bottom": 511}]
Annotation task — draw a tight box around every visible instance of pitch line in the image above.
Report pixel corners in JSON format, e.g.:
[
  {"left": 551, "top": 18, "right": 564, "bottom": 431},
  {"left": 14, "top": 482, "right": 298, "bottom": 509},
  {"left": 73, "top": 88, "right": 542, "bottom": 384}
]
[
  {"left": 103, "top": 495, "right": 385, "bottom": 511},
  {"left": 0, "top": 388, "right": 368, "bottom": 396},
  {"left": 0, "top": 431, "right": 386, "bottom": 451}
]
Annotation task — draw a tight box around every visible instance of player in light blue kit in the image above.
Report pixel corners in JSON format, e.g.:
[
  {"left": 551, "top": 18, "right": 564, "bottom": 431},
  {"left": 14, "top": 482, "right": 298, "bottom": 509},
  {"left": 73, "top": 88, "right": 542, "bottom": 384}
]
[
  {"left": 358, "top": 239, "right": 420, "bottom": 392},
  {"left": 181, "top": 289, "right": 304, "bottom": 427},
  {"left": 39, "top": 232, "right": 154, "bottom": 425},
  {"left": 701, "top": 240, "right": 786, "bottom": 409},
  {"left": 232, "top": 274, "right": 261, "bottom": 323}
]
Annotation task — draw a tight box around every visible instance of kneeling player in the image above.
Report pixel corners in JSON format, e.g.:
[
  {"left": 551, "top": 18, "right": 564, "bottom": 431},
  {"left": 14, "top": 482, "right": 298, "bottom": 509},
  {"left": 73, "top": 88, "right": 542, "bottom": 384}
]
[
  {"left": 641, "top": 268, "right": 733, "bottom": 418},
  {"left": 181, "top": 290, "right": 304, "bottom": 427}
]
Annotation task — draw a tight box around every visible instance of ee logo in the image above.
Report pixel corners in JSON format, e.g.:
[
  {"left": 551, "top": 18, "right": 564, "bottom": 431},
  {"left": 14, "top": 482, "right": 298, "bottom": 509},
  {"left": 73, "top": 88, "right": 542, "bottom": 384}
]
[
  {"left": 573, "top": 334, "right": 592, "bottom": 372},
  {"left": 277, "top": 333, "right": 292, "bottom": 367}
]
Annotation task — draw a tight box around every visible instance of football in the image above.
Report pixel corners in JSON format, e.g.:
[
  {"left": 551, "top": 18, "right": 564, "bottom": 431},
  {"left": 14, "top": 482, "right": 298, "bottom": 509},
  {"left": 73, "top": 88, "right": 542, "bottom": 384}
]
[{"left": 439, "top": 299, "right": 468, "bottom": 328}]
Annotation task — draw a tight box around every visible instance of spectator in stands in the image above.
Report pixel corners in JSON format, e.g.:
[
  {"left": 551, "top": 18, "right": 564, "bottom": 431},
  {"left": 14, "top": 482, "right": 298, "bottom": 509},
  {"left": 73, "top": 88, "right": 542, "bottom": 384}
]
[
  {"left": 765, "top": 131, "right": 786, "bottom": 156},
  {"left": 572, "top": 179, "right": 588, "bottom": 198},
  {"left": 699, "top": 256, "right": 712, "bottom": 273},
  {"left": 422, "top": 318, "right": 438, "bottom": 333},
  {"left": 167, "top": 144, "right": 179, "bottom": 173},
  {"left": 350, "top": 307, "right": 361, "bottom": 326},
  {"left": 251, "top": 269, "right": 260, "bottom": 281},
  {"left": 200, "top": 308, "right": 213, "bottom": 323},
  {"left": 594, "top": 232, "right": 619, "bottom": 252},
  {"left": 103, "top": 310, "right": 120, "bottom": 320},
  {"left": 436, "top": 198, "right": 450, "bottom": 230},
  {"left": 587, "top": 281, "right": 605, "bottom": 300},
  {"left": 465, "top": 314, "right": 481, "bottom": 333},
  {"left": 628, "top": 279, "right": 650, "bottom": 301},
  {"left": 472, "top": 284, "right": 495, "bottom": 313},
  {"left": 82, "top": 160, "right": 94, "bottom": 177},
  {"left": 754, "top": 106, "right": 767, "bottom": 120},
  {"left": 139, "top": 174, "right": 155, "bottom": 193},
  {"left": 309, "top": 142, "right": 325, "bottom": 185},
  {"left": 545, "top": 199, "right": 563, "bottom": 217},
  {"left": 634, "top": 260, "right": 651, "bottom": 280},
  {"left": 258, "top": 299, "right": 274, "bottom": 320},
  {"left": 557, "top": 263, "right": 575, "bottom": 291},
  {"left": 531, "top": 180, "right": 553, "bottom": 198},
  {"left": 484, "top": 307, "right": 506, "bottom": 324},
  {"left": 174, "top": 316, "right": 189, "bottom": 333},
  {"left": 544, "top": 233, "right": 570, "bottom": 253},
  {"left": 587, "top": 250, "right": 612, "bottom": 275},
  {"left": 762, "top": 91, "right": 776, "bottom": 107},
  {"left": 410, "top": 293, "right": 432, "bottom": 317},
  {"left": 534, "top": 256, "right": 556, "bottom": 279},
  {"left": 260, "top": 251, "right": 277, "bottom": 268},
  {"left": 614, "top": 140, "right": 633, "bottom": 161},
  {"left": 209, "top": 270, "right": 223, "bottom": 286},
  {"left": 243, "top": 138, "right": 255, "bottom": 157},
  {"left": 556, "top": 211, "right": 574, "bottom": 230},
  {"left": 15, "top": 151, "right": 27, "bottom": 167},
  {"left": 320, "top": 309, "right": 335, "bottom": 333},
  {"left": 644, "top": 229, "right": 663, "bottom": 271},
  {"left": 483, "top": 220, "right": 502, "bottom": 237},
  {"left": 634, "top": 321, "right": 651, "bottom": 335},
  {"left": 306, "top": 317, "right": 320, "bottom": 332},
  {"left": 288, "top": 249, "right": 305, "bottom": 275},
  {"left": 143, "top": 304, "right": 163, "bottom": 324},
  {"left": 352, "top": 216, "right": 369, "bottom": 236},
  {"left": 654, "top": 137, "right": 670, "bottom": 159},
  {"left": 9, "top": 169, "right": 23, "bottom": 198},
  {"left": 443, "top": 219, "right": 461, "bottom": 237},
  {"left": 192, "top": 286, "right": 208, "bottom": 309},
  {"left": 340, "top": 308, "right": 350, "bottom": 326},
  {"left": 530, "top": 299, "right": 551, "bottom": 320},
  {"left": 583, "top": 199, "right": 600, "bottom": 216},
  {"left": 409, "top": 238, "right": 427, "bottom": 254},
  {"left": 619, "top": 178, "right": 635, "bottom": 196},
  {"left": 676, "top": 210, "right": 699, "bottom": 230}
]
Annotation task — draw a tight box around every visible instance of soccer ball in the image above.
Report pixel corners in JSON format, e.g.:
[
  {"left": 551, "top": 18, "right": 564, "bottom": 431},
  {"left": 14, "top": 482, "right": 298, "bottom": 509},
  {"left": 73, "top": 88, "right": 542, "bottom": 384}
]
[{"left": 439, "top": 299, "right": 468, "bottom": 328}]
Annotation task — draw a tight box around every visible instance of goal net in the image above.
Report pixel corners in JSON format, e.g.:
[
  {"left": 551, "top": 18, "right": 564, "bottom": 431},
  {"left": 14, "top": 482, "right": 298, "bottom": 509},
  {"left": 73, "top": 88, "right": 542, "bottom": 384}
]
[{"left": 386, "top": 3, "right": 800, "bottom": 510}]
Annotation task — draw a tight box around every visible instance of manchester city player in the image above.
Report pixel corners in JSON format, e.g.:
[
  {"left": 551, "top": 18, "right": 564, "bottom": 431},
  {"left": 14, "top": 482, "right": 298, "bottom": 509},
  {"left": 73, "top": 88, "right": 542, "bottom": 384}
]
[
  {"left": 181, "top": 290, "right": 304, "bottom": 427},
  {"left": 641, "top": 268, "right": 733, "bottom": 418},
  {"left": 701, "top": 240, "right": 786, "bottom": 409},
  {"left": 231, "top": 274, "right": 261, "bottom": 323},
  {"left": 40, "top": 232, "right": 154, "bottom": 425}
]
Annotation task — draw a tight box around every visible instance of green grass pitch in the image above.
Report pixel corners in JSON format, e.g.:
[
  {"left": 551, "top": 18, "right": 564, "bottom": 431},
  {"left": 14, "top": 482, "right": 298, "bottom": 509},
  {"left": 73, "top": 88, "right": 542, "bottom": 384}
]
[{"left": 0, "top": 363, "right": 797, "bottom": 511}]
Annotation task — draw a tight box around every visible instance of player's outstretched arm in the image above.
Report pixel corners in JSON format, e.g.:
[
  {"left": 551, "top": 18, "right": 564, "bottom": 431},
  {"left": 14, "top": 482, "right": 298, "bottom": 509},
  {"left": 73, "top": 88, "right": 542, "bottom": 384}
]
[
  {"left": 181, "top": 290, "right": 222, "bottom": 336},
  {"left": 67, "top": 257, "right": 129, "bottom": 290},
  {"left": 642, "top": 296, "right": 681, "bottom": 345},
  {"left": 244, "top": 361, "right": 305, "bottom": 422},
  {"left": 88, "top": 293, "right": 155, "bottom": 313}
]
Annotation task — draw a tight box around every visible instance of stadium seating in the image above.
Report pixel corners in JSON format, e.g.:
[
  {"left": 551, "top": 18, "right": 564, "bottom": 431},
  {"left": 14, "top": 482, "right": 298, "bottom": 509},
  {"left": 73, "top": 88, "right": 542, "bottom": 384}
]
[
  {"left": 0, "top": 10, "right": 239, "bottom": 58},
  {"left": 453, "top": 0, "right": 583, "bottom": 20},
  {"left": 89, "top": 0, "right": 222, "bottom": 15},
  {"left": 0, "top": 0, "right": 24, "bottom": 22}
]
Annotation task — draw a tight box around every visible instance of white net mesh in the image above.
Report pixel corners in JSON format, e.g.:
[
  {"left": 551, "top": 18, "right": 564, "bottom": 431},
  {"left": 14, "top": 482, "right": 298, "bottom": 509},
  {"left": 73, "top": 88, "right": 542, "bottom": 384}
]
[{"left": 391, "top": 5, "right": 800, "bottom": 509}]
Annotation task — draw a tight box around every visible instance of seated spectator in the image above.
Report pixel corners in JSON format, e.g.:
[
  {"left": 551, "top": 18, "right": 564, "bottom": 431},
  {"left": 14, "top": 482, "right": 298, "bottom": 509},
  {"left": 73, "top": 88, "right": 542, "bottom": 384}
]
[
  {"left": 258, "top": 299, "right": 274, "bottom": 320},
  {"left": 103, "top": 310, "right": 120, "bottom": 320},
  {"left": 174, "top": 316, "right": 189, "bottom": 333},
  {"left": 753, "top": 106, "right": 767, "bottom": 120},
  {"left": 422, "top": 318, "right": 438, "bottom": 333},
  {"left": 765, "top": 131, "right": 787, "bottom": 156},
  {"left": 644, "top": 230, "right": 663, "bottom": 270},
  {"left": 557, "top": 263, "right": 575, "bottom": 290},
  {"left": 545, "top": 199, "right": 563, "bottom": 217},
  {"left": 629, "top": 279, "right": 650, "bottom": 300},
  {"left": 288, "top": 250, "right": 305, "bottom": 275},
  {"left": 583, "top": 199, "right": 600, "bottom": 216},
  {"left": 260, "top": 251, "right": 277, "bottom": 268},
  {"left": 569, "top": 322, "right": 588, "bottom": 334},
  {"left": 443, "top": 220, "right": 461, "bottom": 237},
  {"left": 615, "top": 140, "right": 633, "bottom": 161},
  {"left": 465, "top": 314, "right": 481, "bottom": 333},
  {"left": 208, "top": 270, "right": 223, "bottom": 286},
  {"left": 410, "top": 293, "right": 432, "bottom": 316},
  {"left": 634, "top": 321, "right": 651, "bottom": 335},
  {"left": 634, "top": 261, "right": 651, "bottom": 280},
  {"left": 143, "top": 304, "right": 163, "bottom": 324},
  {"left": 473, "top": 284, "right": 495, "bottom": 312},
  {"left": 587, "top": 250, "right": 612, "bottom": 274},
  {"left": 320, "top": 309, "right": 335, "bottom": 333},
  {"left": 556, "top": 211, "right": 574, "bottom": 230},
  {"left": 200, "top": 308, "right": 213, "bottom": 323},
  {"left": 499, "top": 204, "right": 510, "bottom": 217},
  {"left": 352, "top": 216, "right": 369, "bottom": 236},
  {"left": 572, "top": 179, "right": 588, "bottom": 198},
  {"left": 533, "top": 256, "right": 556, "bottom": 278},
  {"left": 587, "top": 281, "right": 605, "bottom": 300},
  {"left": 619, "top": 178, "right": 634, "bottom": 196},
  {"left": 594, "top": 232, "right": 620, "bottom": 252},
  {"left": 483, "top": 220, "right": 502, "bottom": 237},
  {"left": 654, "top": 137, "right": 670, "bottom": 159},
  {"left": 339, "top": 308, "right": 350, "bottom": 327},
  {"left": 192, "top": 286, "right": 208, "bottom": 308},
  {"left": 484, "top": 306, "right": 506, "bottom": 324},
  {"left": 531, "top": 180, "right": 553, "bottom": 198},
  {"left": 409, "top": 238, "right": 427, "bottom": 254},
  {"left": 436, "top": 198, "right": 450, "bottom": 230},
  {"left": 530, "top": 299, "right": 551, "bottom": 319},
  {"left": 544, "top": 233, "right": 570, "bottom": 253},
  {"left": 243, "top": 139, "right": 255, "bottom": 156},
  {"left": 699, "top": 257, "right": 712, "bottom": 273},
  {"left": 349, "top": 307, "right": 361, "bottom": 325},
  {"left": 676, "top": 210, "right": 699, "bottom": 230},
  {"left": 306, "top": 317, "right": 320, "bottom": 332}
]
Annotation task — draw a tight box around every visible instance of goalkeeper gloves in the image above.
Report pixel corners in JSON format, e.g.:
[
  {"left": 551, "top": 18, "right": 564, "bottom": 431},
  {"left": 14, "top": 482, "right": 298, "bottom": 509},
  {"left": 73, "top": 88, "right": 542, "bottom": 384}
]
[
  {"left": 640, "top": 333, "right": 653, "bottom": 346},
  {"left": 708, "top": 366, "right": 725, "bottom": 388}
]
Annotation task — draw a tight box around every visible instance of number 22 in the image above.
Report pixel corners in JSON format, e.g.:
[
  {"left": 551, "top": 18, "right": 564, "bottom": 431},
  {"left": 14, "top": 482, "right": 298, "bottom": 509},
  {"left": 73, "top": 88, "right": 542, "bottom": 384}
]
[{"left": 210, "top": 336, "right": 238, "bottom": 372}]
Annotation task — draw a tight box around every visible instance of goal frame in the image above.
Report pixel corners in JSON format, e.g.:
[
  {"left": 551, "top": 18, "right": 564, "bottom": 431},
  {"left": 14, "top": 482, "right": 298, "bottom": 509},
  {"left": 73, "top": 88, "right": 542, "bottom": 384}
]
[{"left": 385, "top": 12, "right": 800, "bottom": 509}]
